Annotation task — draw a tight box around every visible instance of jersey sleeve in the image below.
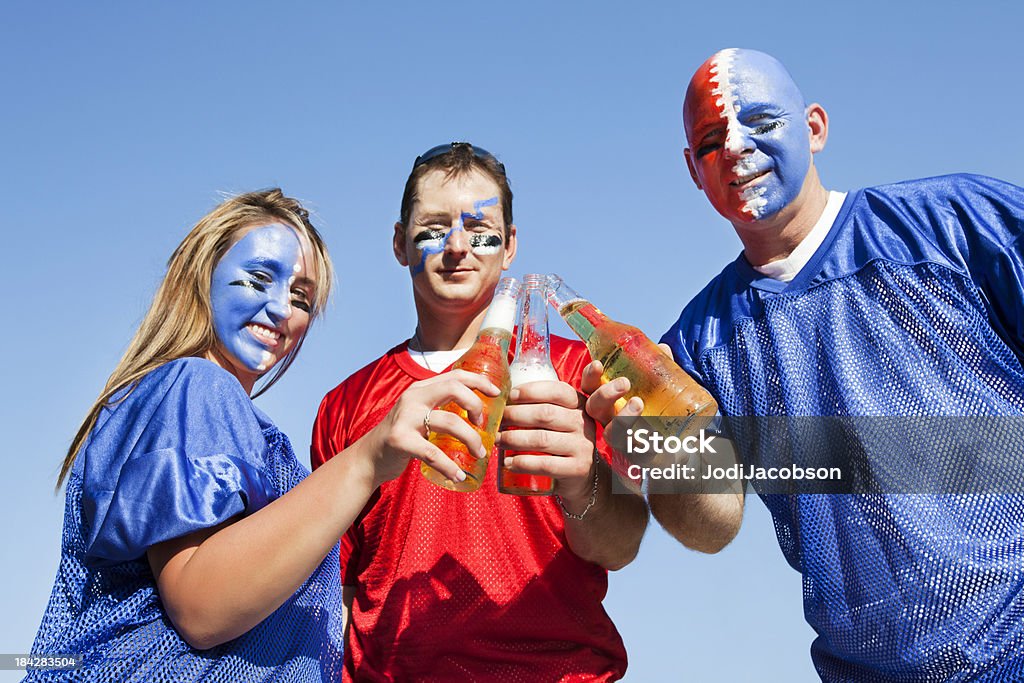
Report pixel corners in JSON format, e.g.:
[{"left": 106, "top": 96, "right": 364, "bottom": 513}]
[
  {"left": 79, "top": 359, "right": 274, "bottom": 565},
  {"left": 955, "top": 176, "right": 1024, "bottom": 355},
  {"left": 660, "top": 317, "right": 703, "bottom": 381},
  {"left": 312, "top": 387, "right": 363, "bottom": 585}
]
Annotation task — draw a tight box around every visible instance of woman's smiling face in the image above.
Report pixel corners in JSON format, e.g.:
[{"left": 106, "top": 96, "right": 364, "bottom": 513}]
[{"left": 208, "top": 223, "right": 315, "bottom": 391}]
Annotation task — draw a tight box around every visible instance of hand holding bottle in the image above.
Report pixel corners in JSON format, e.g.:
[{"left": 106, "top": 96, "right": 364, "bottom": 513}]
[
  {"left": 547, "top": 275, "right": 717, "bottom": 446},
  {"left": 498, "top": 379, "right": 598, "bottom": 504},
  {"left": 580, "top": 360, "right": 647, "bottom": 462},
  {"left": 360, "top": 370, "right": 501, "bottom": 488},
  {"left": 421, "top": 278, "right": 519, "bottom": 492}
]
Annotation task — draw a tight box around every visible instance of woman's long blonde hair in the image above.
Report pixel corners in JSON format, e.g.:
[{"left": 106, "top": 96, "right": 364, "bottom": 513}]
[{"left": 57, "top": 188, "right": 334, "bottom": 488}]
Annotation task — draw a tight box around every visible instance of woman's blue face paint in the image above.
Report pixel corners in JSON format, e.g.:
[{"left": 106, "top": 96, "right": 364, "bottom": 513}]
[{"left": 210, "top": 224, "right": 312, "bottom": 378}]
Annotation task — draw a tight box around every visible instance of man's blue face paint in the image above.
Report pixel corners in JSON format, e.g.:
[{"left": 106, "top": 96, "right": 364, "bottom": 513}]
[
  {"left": 462, "top": 196, "right": 498, "bottom": 220},
  {"left": 409, "top": 195, "right": 501, "bottom": 275},
  {"left": 210, "top": 224, "right": 309, "bottom": 374}
]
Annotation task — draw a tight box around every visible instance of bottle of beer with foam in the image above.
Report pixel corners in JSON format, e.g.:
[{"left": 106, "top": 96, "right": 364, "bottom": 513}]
[
  {"left": 499, "top": 274, "right": 558, "bottom": 496},
  {"left": 421, "top": 277, "right": 518, "bottom": 492},
  {"left": 546, "top": 274, "right": 717, "bottom": 444}
]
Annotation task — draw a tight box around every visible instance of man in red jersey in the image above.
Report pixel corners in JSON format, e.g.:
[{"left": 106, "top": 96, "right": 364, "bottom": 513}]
[{"left": 311, "top": 142, "right": 650, "bottom": 681}]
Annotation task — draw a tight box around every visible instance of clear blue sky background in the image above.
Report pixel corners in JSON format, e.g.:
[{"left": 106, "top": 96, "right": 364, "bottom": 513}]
[{"left": 3, "top": 2, "right": 1022, "bottom": 681}]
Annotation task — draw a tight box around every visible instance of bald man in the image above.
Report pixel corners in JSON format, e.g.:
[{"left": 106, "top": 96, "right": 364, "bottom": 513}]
[{"left": 657, "top": 48, "right": 1024, "bottom": 680}]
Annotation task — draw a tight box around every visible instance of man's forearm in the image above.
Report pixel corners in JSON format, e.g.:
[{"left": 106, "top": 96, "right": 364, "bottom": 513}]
[
  {"left": 648, "top": 491, "right": 743, "bottom": 554},
  {"left": 562, "top": 459, "right": 649, "bottom": 570}
]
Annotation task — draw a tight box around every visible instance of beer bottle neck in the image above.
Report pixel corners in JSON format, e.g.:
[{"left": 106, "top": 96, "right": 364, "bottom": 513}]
[
  {"left": 560, "top": 301, "right": 608, "bottom": 343},
  {"left": 513, "top": 287, "right": 553, "bottom": 364}
]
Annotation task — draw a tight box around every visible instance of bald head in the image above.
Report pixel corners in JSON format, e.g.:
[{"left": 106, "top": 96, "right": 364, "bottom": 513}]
[
  {"left": 681, "top": 48, "right": 825, "bottom": 225},
  {"left": 683, "top": 49, "right": 805, "bottom": 148}
]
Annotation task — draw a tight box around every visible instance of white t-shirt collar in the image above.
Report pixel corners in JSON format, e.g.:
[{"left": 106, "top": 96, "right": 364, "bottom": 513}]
[{"left": 753, "top": 191, "right": 847, "bottom": 282}]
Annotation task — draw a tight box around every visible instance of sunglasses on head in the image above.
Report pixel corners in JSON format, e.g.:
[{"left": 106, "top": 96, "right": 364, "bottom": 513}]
[{"left": 412, "top": 142, "right": 506, "bottom": 175}]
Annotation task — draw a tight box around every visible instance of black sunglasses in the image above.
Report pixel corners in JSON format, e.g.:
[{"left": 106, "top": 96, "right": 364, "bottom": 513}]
[{"left": 412, "top": 142, "right": 506, "bottom": 175}]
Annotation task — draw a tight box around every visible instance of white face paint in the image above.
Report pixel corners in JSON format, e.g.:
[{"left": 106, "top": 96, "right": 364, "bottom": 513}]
[
  {"left": 709, "top": 49, "right": 769, "bottom": 219},
  {"left": 710, "top": 48, "right": 743, "bottom": 158},
  {"left": 469, "top": 233, "right": 503, "bottom": 255}
]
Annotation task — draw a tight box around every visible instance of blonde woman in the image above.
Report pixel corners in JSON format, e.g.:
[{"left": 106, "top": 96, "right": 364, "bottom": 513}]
[{"left": 27, "top": 189, "right": 496, "bottom": 682}]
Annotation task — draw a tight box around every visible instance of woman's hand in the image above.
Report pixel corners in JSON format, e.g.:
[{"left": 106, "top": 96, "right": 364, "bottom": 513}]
[{"left": 360, "top": 369, "right": 501, "bottom": 488}]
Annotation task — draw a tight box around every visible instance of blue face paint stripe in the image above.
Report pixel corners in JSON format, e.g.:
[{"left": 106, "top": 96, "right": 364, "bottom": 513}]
[
  {"left": 461, "top": 196, "right": 498, "bottom": 221},
  {"left": 409, "top": 196, "right": 499, "bottom": 276},
  {"left": 410, "top": 215, "right": 461, "bottom": 276}
]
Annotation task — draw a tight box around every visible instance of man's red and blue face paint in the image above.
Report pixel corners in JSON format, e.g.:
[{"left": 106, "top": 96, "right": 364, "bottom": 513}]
[{"left": 684, "top": 48, "right": 812, "bottom": 225}]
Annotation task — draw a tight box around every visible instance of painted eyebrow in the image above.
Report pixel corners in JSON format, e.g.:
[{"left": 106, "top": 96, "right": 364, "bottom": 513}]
[
  {"left": 698, "top": 128, "right": 723, "bottom": 143},
  {"left": 690, "top": 125, "right": 724, "bottom": 147},
  {"left": 240, "top": 256, "right": 299, "bottom": 275},
  {"left": 740, "top": 103, "right": 786, "bottom": 118}
]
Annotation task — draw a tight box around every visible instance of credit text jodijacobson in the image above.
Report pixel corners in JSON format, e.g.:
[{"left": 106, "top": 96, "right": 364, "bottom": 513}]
[{"left": 625, "top": 428, "right": 844, "bottom": 483}]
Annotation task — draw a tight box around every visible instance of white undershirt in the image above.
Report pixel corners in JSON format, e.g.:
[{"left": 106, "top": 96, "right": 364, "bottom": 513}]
[
  {"left": 753, "top": 191, "right": 847, "bottom": 282},
  {"left": 407, "top": 346, "right": 467, "bottom": 372}
]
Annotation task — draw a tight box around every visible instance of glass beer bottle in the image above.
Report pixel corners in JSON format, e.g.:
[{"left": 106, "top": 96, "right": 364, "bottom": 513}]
[
  {"left": 499, "top": 274, "right": 558, "bottom": 496},
  {"left": 421, "top": 277, "right": 518, "bottom": 492},
  {"left": 546, "top": 274, "right": 717, "bottom": 441}
]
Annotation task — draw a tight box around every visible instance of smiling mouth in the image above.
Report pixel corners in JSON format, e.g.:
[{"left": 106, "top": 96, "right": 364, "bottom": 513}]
[
  {"left": 730, "top": 170, "right": 770, "bottom": 187},
  {"left": 247, "top": 323, "right": 282, "bottom": 346}
]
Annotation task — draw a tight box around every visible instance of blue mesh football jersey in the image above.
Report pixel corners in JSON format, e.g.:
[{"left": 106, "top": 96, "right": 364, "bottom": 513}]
[
  {"left": 662, "top": 175, "right": 1024, "bottom": 681},
  {"left": 26, "top": 358, "right": 344, "bottom": 682}
]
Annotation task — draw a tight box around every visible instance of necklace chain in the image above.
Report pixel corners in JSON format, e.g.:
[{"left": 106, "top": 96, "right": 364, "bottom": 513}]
[{"left": 410, "top": 330, "right": 461, "bottom": 374}]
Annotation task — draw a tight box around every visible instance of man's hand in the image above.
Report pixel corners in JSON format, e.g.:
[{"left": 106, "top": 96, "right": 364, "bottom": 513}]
[
  {"left": 580, "top": 360, "right": 645, "bottom": 456},
  {"left": 498, "top": 379, "right": 595, "bottom": 506},
  {"left": 498, "top": 369, "right": 649, "bottom": 570},
  {"left": 580, "top": 358, "right": 743, "bottom": 554}
]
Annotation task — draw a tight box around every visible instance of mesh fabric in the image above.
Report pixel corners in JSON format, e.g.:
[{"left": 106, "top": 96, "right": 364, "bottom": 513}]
[
  {"left": 663, "top": 176, "right": 1024, "bottom": 681},
  {"left": 27, "top": 425, "right": 344, "bottom": 682}
]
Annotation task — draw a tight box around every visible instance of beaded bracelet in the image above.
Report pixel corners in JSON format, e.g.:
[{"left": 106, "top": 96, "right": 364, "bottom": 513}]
[{"left": 556, "top": 452, "right": 599, "bottom": 521}]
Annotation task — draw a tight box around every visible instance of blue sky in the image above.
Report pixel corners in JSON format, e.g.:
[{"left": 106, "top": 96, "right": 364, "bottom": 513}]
[{"left": 3, "top": 2, "right": 1022, "bottom": 680}]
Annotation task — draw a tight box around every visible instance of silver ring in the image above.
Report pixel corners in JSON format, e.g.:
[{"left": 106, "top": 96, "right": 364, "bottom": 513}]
[{"left": 423, "top": 409, "right": 432, "bottom": 439}]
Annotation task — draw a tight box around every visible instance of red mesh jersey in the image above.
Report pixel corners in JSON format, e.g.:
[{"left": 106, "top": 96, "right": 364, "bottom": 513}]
[{"left": 311, "top": 336, "right": 628, "bottom": 682}]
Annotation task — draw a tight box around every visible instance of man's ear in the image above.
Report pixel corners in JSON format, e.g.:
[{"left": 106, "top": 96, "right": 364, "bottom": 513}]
[
  {"left": 806, "top": 103, "right": 829, "bottom": 154},
  {"left": 393, "top": 222, "right": 409, "bottom": 266},
  {"left": 683, "top": 148, "right": 703, "bottom": 190},
  {"left": 502, "top": 224, "right": 517, "bottom": 271}
]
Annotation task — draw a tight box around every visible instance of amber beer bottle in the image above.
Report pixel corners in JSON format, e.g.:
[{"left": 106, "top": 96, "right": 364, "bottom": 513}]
[
  {"left": 546, "top": 275, "right": 717, "bottom": 444},
  {"left": 421, "top": 278, "right": 518, "bottom": 492},
  {"left": 499, "top": 274, "right": 558, "bottom": 496}
]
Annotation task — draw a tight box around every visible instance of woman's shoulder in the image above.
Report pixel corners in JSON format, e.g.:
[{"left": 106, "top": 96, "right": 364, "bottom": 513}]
[
  {"left": 89, "top": 358, "right": 268, "bottom": 458},
  {"left": 116, "top": 358, "right": 257, "bottom": 418},
  {"left": 140, "top": 357, "right": 247, "bottom": 394}
]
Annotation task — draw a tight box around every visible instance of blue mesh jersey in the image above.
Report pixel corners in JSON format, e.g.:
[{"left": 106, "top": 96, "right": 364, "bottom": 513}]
[
  {"left": 26, "top": 358, "right": 344, "bottom": 682},
  {"left": 662, "top": 175, "right": 1024, "bottom": 681}
]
